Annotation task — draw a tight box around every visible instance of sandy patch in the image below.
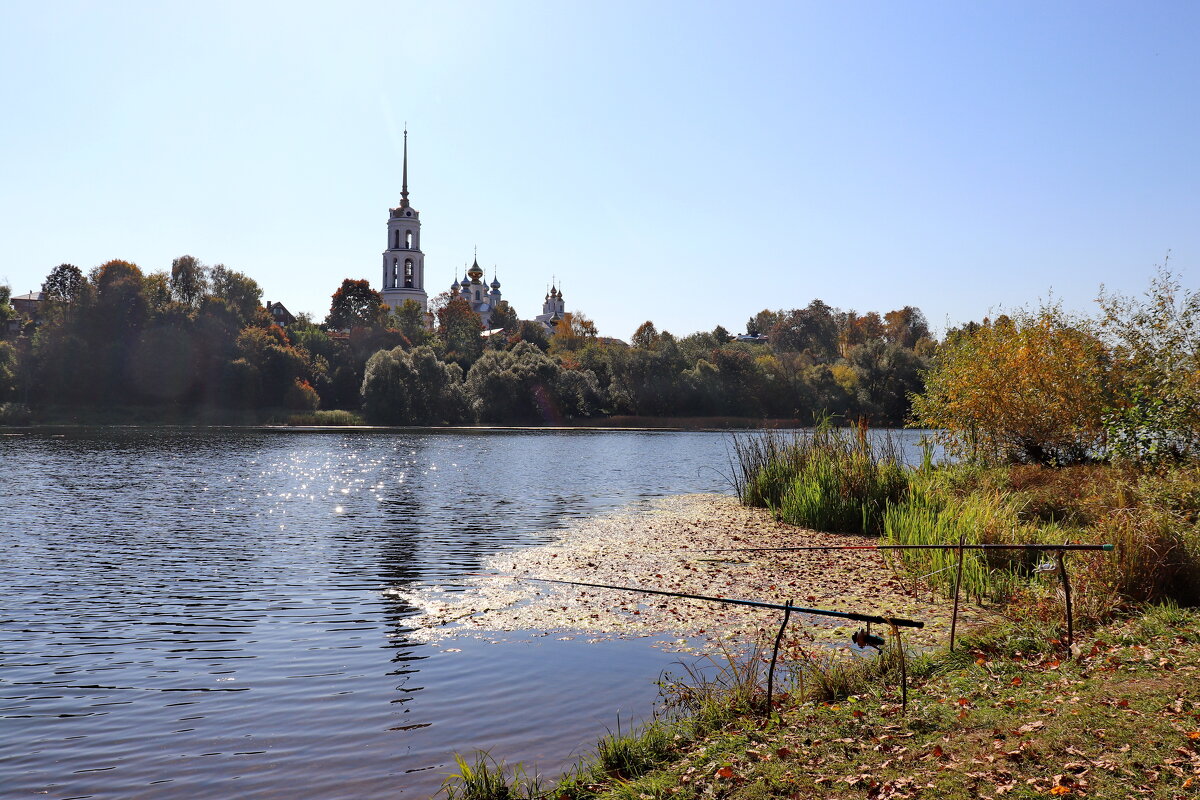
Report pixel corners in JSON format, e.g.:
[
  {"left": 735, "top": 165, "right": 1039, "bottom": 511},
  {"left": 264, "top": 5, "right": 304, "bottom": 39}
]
[{"left": 397, "top": 494, "right": 993, "bottom": 652}]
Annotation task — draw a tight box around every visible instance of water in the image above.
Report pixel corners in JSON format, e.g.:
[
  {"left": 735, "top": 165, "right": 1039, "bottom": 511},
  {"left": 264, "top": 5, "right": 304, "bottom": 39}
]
[{"left": 0, "top": 427, "right": 932, "bottom": 798}]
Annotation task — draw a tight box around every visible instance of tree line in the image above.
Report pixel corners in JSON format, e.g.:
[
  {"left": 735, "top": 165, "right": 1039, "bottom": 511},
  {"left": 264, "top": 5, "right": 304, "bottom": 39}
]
[{"left": 0, "top": 258, "right": 937, "bottom": 426}]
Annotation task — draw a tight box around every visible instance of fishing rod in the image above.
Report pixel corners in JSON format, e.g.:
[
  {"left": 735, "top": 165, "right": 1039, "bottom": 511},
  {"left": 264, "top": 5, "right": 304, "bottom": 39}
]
[
  {"left": 482, "top": 573, "right": 924, "bottom": 629},
  {"left": 702, "top": 543, "right": 1114, "bottom": 554}
]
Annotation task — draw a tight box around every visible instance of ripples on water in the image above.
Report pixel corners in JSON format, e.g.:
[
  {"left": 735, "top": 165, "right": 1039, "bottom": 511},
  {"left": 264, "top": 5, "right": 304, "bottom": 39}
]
[{"left": 0, "top": 428, "right": 932, "bottom": 798}]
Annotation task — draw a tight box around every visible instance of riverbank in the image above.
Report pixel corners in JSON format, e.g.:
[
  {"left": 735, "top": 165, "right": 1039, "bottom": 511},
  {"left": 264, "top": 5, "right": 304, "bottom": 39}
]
[
  {"left": 404, "top": 494, "right": 993, "bottom": 653},
  {"left": 519, "top": 604, "right": 1200, "bottom": 800},
  {"left": 5, "top": 404, "right": 829, "bottom": 431}
]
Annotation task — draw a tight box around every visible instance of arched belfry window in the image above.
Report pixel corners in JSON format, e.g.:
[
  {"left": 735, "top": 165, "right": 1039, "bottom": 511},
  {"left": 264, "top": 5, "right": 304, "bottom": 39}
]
[
  {"left": 404, "top": 259, "right": 414, "bottom": 288},
  {"left": 391, "top": 257, "right": 399, "bottom": 288},
  {"left": 405, "top": 230, "right": 413, "bottom": 249},
  {"left": 393, "top": 230, "right": 400, "bottom": 249}
]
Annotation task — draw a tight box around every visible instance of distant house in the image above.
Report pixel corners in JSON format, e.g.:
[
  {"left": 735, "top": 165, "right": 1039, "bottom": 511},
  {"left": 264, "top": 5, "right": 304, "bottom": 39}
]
[
  {"left": 266, "top": 301, "right": 295, "bottom": 328},
  {"left": 11, "top": 291, "right": 43, "bottom": 319}
]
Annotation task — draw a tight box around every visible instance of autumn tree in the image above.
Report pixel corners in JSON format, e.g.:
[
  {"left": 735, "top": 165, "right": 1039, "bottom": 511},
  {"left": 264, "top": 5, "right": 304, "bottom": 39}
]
[
  {"left": 746, "top": 309, "right": 781, "bottom": 337},
  {"left": 883, "top": 306, "right": 931, "bottom": 349},
  {"left": 912, "top": 306, "right": 1109, "bottom": 464},
  {"left": 326, "top": 279, "right": 388, "bottom": 330},
  {"left": 549, "top": 311, "right": 598, "bottom": 353},
  {"left": 631, "top": 321, "right": 659, "bottom": 349}
]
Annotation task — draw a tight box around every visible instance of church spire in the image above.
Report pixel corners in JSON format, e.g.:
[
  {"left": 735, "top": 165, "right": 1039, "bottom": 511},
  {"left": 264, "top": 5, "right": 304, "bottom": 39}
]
[{"left": 400, "top": 127, "right": 410, "bottom": 208}]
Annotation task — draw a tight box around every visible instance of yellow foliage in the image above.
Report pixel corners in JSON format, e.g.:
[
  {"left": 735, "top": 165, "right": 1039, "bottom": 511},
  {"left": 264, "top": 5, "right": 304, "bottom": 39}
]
[{"left": 912, "top": 307, "right": 1108, "bottom": 464}]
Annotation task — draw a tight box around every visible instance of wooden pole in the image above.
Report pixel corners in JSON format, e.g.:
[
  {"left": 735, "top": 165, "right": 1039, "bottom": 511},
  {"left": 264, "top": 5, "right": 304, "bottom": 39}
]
[
  {"left": 766, "top": 598, "right": 792, "bottom": 716},
  {"left": 890, "top": 621, "right": 907, "bottom": 714},
  {"left": 949, "top": 534, "right": 967, "bottom": 651},
  {"left": 1057, "top": 551, "right": 1074, "bottom": 648}
]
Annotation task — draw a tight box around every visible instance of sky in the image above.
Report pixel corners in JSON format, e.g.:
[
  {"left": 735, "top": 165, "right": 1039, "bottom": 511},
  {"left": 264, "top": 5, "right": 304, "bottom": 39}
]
[{"left": 1, "top": 1, "right": 1197, "bottom": 340}]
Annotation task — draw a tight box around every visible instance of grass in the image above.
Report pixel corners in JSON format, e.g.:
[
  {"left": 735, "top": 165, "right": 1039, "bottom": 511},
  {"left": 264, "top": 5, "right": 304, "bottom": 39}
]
[
  {"left": 284, "top": 408, "right": 365, "bottom": 426},
  {"left": 444, "top": 606, "right": 1200, "bottom": 799},
  {"left": 732, "top": 422, "right": 908, "bottom": 534},
  {"left": 440, "top": 753, "right": 544, "bottom": 800},
  {"left": 442, "top": 459, "right": 1200, "bottom": 798}
]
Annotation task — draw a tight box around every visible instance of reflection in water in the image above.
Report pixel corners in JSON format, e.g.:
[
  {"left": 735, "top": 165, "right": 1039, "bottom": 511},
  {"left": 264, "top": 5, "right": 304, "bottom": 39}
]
[{"left": 0, "top": 427, "right": 934, "bottom": 798}]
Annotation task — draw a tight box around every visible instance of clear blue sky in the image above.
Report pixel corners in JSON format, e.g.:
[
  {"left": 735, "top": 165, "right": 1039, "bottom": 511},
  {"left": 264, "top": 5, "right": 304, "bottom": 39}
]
[{"left": 2, "top": 1, "right": 1196, "bottom": 340}]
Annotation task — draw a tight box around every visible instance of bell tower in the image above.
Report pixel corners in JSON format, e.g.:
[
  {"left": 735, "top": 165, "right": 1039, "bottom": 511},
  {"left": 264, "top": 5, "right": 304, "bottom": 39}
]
[{"left": 381, "top": 128, "right": 429, "bottom": 311}]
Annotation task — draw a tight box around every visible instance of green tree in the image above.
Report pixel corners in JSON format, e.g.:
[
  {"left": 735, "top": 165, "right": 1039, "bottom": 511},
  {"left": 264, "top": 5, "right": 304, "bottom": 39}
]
[
  {"left": 209, "top": 265, "right": 263, "bottom": 323},
  {"left": 361, "top": 345, "right": 468, "bottom": 424},
  {"left": 437, "top": 295, "right": 483, "bottom": 368},
  {"left": 488, "top": 300, "right": 520, "bottom": 334},
  {"left": 326, "top": 279, "right": 388, "bottom": 330},
  {"left": 391, "top": 299, "right": 430, "bottom": 345},
  {"left": 509, "top": 319, "right": 549, "bottom": 351},
  {"left": 770, "top": 300, "right": 838, "bottom": 361},
  {"left": 1098, "top": 265, "right": 1200, "bottom": 461},
  {"left": 42, "top": 263, "right": 86, "bottom": 305},
  {"left": 235, "top": 326, "right": 307, "bottom": 408},
  {"left": 465, "top": 342, "right": 599, "bottom": 423},
  {"left": 170, "top": 255, "right": 209, "bottom": 307},
  {"left": 846, "top": 340, "right": 926, "bottom": 425},
  {"left": 0, "top": 340, "right": 17, "bottom": 401}
]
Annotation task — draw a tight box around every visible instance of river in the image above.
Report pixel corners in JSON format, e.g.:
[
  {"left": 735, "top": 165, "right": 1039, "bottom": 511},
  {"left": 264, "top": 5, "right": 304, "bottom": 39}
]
[{"left": 0, "top": 427, "right": 931, "bottom": 798}]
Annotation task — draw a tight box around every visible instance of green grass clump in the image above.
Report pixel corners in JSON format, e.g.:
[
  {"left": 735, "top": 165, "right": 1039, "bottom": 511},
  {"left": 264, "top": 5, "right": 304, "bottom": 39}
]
[
  {"left": 881, "top": 476, "right": 1049, "bottom": 603},
  {"left": 440, "top": 752, "right": 543, "bottom": 800},
  {"left": 285, "top": 409, "right": 365, "bottom": 426},
  {"left": 733, "top": 422, "right": 908, "bottom": 534}
]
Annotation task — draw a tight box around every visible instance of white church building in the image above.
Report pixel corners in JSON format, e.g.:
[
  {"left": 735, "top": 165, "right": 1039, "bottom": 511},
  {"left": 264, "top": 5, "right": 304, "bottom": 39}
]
[
  {"left": 380, "top": 130, "right": 429, "bottom": 313},
  {"left": 378, "top": 131, "right": 566, "bottom": 331}
]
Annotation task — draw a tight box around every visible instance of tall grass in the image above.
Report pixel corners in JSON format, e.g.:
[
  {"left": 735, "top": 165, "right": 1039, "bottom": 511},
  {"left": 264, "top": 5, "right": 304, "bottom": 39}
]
[
  {"left": 881, "top": 477, "right": 1051, "bottom": 603},
  {"left": 732, "top": 421, "right": 908, "bottom": 534},
  {"left": 285, "top": 409, "right": 365, "bottom": 426},
  {"left": 440, "top": 752, "right": 543, "bottom": 800}
]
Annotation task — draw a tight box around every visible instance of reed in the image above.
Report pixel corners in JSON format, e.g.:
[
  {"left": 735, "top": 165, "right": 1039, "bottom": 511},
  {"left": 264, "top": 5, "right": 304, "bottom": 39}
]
[
  {"left": 732, "top": 421, "right": 908, "bottom": 534},
  {"left": 881, "top": 477, "right": 1047, "bottom": 603},
  {"left": 285, "top": 409, "right": 364, "bottom": 426}
]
